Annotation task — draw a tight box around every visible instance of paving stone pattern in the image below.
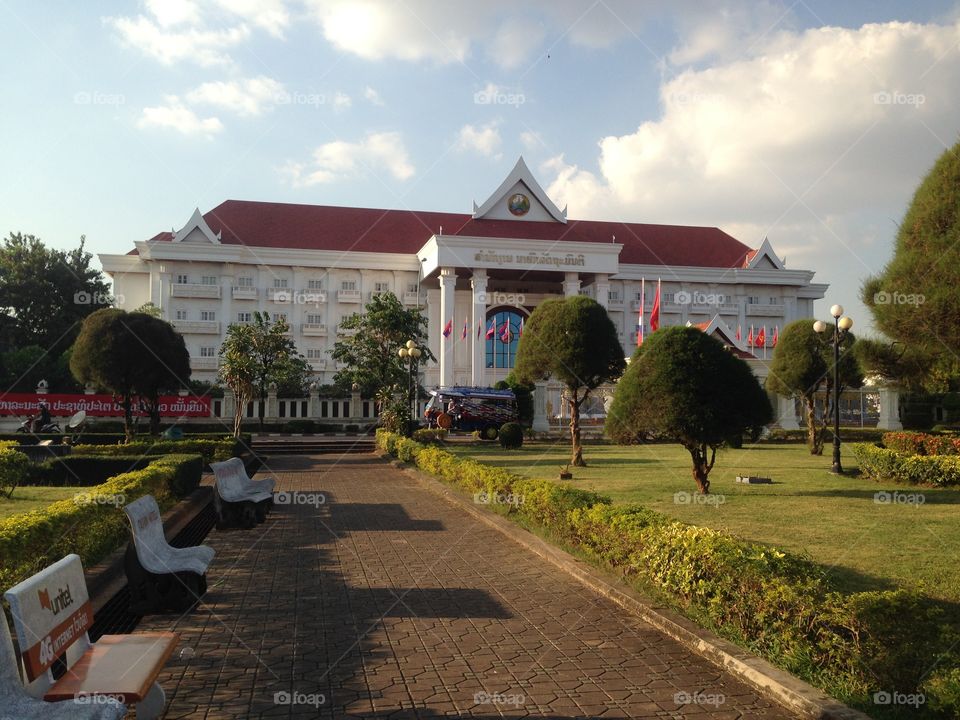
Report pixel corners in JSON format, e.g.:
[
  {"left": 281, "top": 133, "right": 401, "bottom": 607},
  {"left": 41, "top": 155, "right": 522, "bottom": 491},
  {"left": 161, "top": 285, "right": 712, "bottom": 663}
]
[{"left": 140, "top": 454, "right": 799, "bottom": 719}]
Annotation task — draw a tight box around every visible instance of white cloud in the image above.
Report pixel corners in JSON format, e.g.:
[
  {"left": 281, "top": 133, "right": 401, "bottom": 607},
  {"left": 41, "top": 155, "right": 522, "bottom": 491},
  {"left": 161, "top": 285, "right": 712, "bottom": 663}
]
[
  {"left": 455, "top": 122, "right": 502, "bottom": 158},
  {"left": 186, "top": 76, "right": 285, "bottom": 116},
  {"left": 520, "top": 130, "right": 544, "bottom": 151},
  {"left": 214, "top": 0, "right": 289, "bottom": 37},
  {"left": 145, "top": 0, "right": 200, "bottom": 27},
  {"left": 283, "top": 131, "right": 415, "bottom": 186},
  {"left": 137, "top": 96, "right": 223, "bottom": 137},
  {"left": 332, "top": 91, "right": 352, "bottom": 110},
  {"left": 545, "top": 20, "right": 960, "bottom": 232},
  {"left": 363, "top": 86, "right": 384, "bottom": 106},
  {"left": 105, "top": 14, "right": 250, "bottom": 67},
  {"left": 487, "top": 19, "right": 546, "bottom": 69}
]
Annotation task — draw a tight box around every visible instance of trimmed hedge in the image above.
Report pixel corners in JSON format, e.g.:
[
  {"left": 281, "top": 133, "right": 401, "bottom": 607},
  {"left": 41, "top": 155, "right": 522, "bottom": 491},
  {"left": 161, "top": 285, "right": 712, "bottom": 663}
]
[
  {"left": 0, "top": 444, "right": 30, "bottom": 495},
  {"left": 377, "top": 430, "right": 960, "bottom": 713},
  {"left": 71, "top": 438, "right": 242, "bottom": 464},
  {"left": 852, "top": 443, "right": 960, "bottom": 487},
  {"left": 763, "top": 427, "right": 886, "bottom": 443},
  {"left": 0, "top": 453, "right": 201, "bottom": 592},
  {"left": 22, "top": 454, "right": 203, "bottom": 496},
  {"left": 498, "top": 422, "right": 524, "bottom": 449},
  {"left": 1, "top": 432, "right": 249, "bottom": 446},
  {"left": 412, "top": 428, "right": 447, "bottom": 444},
  {"left": 883, "top": 431, "right": 960, "bottom": 456}
]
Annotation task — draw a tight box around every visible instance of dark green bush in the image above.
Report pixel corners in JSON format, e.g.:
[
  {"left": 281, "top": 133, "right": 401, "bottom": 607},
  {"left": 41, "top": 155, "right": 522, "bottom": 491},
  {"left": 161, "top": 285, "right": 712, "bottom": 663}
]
[
  {"left": 72, "top": 438, "right": 241, "bottom": 464},
  {"left": 412, "top": 428, "right": 447, "bottom": 443},
  {"left": 283, "top": 419, "right": 317, "bottom": 433},
  {"left": 498, "top": 422, "right": 524, "bottom": 449},
  {"left": 852, "top": 443, "right": 960, "bottom": 486},
  {"left": 25, "top": 456, "right": 153, "bottom": 486}
]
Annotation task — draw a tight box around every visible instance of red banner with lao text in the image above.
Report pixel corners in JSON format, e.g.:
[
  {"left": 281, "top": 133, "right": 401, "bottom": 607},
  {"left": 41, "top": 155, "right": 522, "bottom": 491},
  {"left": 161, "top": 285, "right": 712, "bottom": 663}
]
[{"left": 0, "top": 393, "right": 211, "bottom": 417}]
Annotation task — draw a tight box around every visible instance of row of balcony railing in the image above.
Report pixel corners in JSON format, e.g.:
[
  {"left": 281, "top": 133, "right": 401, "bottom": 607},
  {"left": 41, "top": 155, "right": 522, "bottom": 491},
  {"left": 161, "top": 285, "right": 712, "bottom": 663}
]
[{"left": 170, "top": 283, "right": 420, "bottom": 305}]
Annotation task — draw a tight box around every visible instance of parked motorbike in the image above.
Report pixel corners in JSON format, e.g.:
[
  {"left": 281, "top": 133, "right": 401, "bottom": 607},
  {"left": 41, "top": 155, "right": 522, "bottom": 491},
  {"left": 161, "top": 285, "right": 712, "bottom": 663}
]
[{"left": 16, "top": 415, "right": 62, "bottom": 434}]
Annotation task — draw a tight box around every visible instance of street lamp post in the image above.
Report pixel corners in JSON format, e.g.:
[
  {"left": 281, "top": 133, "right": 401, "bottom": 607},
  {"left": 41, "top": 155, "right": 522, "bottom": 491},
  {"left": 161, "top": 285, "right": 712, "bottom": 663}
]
[
  {"left": 398, "top": 339, "right": 422, "bottom": 435},
  {"left": 814, "top": 305, "right": 854, "bottom": 474}
]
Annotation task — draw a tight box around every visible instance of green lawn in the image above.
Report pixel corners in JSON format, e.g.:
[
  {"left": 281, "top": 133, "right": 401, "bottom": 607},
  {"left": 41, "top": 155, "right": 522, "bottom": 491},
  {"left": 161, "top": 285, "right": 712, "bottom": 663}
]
[
  {"left": 0, "top": 486, "right": 86, "bottom": 520},
  {"left": 446, "top": 441, "right": 960, "bottom": 602}
]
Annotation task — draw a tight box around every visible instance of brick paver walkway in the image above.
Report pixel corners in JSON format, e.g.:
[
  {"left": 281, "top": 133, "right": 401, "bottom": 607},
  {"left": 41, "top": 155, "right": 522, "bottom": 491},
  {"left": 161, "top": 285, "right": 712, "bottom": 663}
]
[{"left": 142, "top": 454, "right": 799, "bottom": 719}]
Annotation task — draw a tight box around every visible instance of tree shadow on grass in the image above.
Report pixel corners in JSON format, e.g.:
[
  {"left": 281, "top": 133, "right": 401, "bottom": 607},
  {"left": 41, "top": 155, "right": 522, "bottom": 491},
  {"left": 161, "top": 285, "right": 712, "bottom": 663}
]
[{"left": 783, "top": 488, "right": 960, "bottom": 504}]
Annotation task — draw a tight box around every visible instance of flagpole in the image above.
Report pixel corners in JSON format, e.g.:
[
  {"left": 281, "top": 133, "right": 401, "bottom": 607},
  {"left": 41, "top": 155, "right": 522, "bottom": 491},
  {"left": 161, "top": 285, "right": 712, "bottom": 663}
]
[{"left": 639, "top": 278, "right": 645, "bottom": 345}]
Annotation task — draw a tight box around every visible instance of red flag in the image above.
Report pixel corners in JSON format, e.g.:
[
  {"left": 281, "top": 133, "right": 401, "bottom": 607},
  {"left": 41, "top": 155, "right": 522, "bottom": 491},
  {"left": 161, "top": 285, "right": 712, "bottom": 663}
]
[
  {"left": 485, "top": 321, "right": 495, "bottom": 340},
  {"left": 519, "top": 318, "right": 524, "bottom": 337},
  {"left": 649, "top": 279, "right": 661, "bottom": 332},
  {"left": 442, "top": 318, "right": 452, "bottom": 338},
  {"left": 736, "top": 324, "right": 741, "bottom": 342},
  {"left": 747, "top": 326, "right": 754, "bottom": 347},
  {"left": 756, "top": 326, "right": 766, "bottom": 347},
  {"left": 637, "top": 278, "right": 645, "bottom": 347},
  {"left": 772, "top": 325, "right": 779, "bottom": 347},
  {"left": 460, "top": 317, "right": 467, "bottom": 340}
]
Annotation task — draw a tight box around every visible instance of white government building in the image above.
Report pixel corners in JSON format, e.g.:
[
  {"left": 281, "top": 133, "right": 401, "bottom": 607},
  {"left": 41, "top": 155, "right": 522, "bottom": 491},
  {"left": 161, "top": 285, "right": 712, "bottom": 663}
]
[{"left": 101, "top": 157, "right": 877, "bottom": 427}]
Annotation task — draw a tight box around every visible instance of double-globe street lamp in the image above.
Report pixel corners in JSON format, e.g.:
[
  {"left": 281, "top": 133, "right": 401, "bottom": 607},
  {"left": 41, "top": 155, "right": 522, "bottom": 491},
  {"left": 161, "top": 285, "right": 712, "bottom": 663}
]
[
  {"left": 814, "top": 304, "right": 854, "bottom": 474},
  {"left": 398, "top": 340, "right": 422, "bottom": 433}
]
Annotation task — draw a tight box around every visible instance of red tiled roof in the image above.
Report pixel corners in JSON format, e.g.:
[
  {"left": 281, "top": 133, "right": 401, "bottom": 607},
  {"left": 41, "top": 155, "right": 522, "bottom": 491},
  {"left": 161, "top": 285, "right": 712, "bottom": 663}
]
[{"left": 143, "top": 200, "right": 754, "bottom": 269}]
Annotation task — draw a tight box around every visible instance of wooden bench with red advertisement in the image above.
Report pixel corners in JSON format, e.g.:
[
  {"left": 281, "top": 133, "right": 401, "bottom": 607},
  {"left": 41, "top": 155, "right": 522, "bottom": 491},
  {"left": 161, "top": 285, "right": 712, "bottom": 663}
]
[{"left": 4, "top": 554, "right": 178, "bottom": 719}]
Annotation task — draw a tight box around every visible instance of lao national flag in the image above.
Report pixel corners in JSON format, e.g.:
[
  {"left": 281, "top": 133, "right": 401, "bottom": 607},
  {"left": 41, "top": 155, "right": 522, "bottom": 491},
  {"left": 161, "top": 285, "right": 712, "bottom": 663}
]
[
  {"left": 442, "top": 318, "right": 452, "bottom": 338},
  {"left": 518, "top": 318, "right": 524, "bottom": 337},
  {"left": 460, "top": 317, "right": 468, "bottom": 340},
  {"left": 736, "top": 324, "right": 742, "bottom": 342},
  {"left": 649, "top": 279, "right": 661, "bottom": 332},
  {"left": 747, "top": 326, "right": 754, "bottom": 347},
  {"left": 637, "top": 278, "right": 645, "bottom": 347},
  {"left": 499, "top": 320, "right": 511, "bottom": 343},
  {"left": 772, "top": 325, "right": 779, "bottom": 348},
  {"left": 485, "top": 321, "right": 496, "bottom": 340},
  {"left": 756, "top": 326, "right": 766, "bottom": 347}
]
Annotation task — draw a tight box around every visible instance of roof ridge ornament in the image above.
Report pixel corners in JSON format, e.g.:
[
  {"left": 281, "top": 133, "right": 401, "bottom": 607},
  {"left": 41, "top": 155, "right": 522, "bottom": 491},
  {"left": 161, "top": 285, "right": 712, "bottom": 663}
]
[
  {"left": 472, "top": 156, "right": 567, "bottom": 223},
  {"left": 745, "top": 236, "right": 784, "bottom": 270},
  {"left": 171, "top": 207, "right": 221, "bottom": 245}
]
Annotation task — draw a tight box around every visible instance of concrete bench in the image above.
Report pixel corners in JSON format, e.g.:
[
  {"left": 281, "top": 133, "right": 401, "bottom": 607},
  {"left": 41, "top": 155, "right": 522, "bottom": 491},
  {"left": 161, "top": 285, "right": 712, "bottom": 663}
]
[
  {"left": 123, "top": 495, "right": 215, "bottom": 614},
  {"left": 4, "top": 554, "right": 178, "bottom": 720},
  {"left": 210, "top": 457, "right": 274, "bottom": 529}
]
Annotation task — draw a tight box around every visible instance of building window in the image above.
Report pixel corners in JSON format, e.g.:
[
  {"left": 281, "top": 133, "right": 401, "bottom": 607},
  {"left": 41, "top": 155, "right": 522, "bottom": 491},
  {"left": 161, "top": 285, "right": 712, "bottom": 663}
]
[
  {"left": 341, "top": 280, "right": 357, "bottom": 291},
  {"left": 608, "top": 290, "right": 620, "bottom": 302},
  {"left": 237, "top": 312, "right": 252, "bottom": 323},
  {"left": 237, "top": 276, "right": 253, "bottom": 287},
  {"left": 307, "top": 279, "right": 324, "bottom": 290},
  {"left": 485, "top": 309, "right": 525, "bottom": 370},
  {"left": 272, "top": 312, "right": 288, "bottom": 322},
  {"left": 374, "top": 281, "right": 390, "bottom": 293},
  {"left": 175, "top": 309, "right": 187, "bottom": 320},
  {"left": 306, "top": 313, "right": 323, "bottom": 324},
  {"left": 176, "top": 274, "right": 189, "bottom": 284},
  {"left": 407, "top": 282, "right": 418, "bottom": 293},
  {"left": 768, "top": 297, "right": 782, "bottom": 305},
  {"left": 201, "top": 311, "right": 216, "bottom": 321},
  {"left": 201, "top": 276, "right": 217, "bottom": 285},
  {"left": 307, "top": 348, "right": 324, "bottom": 359},
  {"left": 747, "top": 296, "right": 760, "bottom": 305},
  {"left": 200, "top": 346, "right": 216, "bottom": 357},
  {"left": 663, "top": 292, "right": 675, "bottom": 303},
  {"left": 273, "top": 278, "right": 289, "bottom": 288}
]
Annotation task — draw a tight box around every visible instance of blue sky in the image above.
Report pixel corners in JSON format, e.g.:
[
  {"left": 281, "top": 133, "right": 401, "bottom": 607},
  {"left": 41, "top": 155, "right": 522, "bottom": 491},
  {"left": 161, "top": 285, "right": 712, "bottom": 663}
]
[{"left": 2, "top": 0, "right": 960, "bottom": 334}]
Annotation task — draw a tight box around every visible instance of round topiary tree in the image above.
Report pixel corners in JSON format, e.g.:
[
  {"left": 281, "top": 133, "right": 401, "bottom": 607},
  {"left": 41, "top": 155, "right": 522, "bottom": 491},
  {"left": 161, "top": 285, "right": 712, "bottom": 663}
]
[
  {"left": 862, "top": 138, "right": 960, "bottom": 388},
  {"left": 607, "top": 326, "right": 772, "bottom": 494},
  {"left": 498, "top": 422, "right": 524, "bottom": 450}
]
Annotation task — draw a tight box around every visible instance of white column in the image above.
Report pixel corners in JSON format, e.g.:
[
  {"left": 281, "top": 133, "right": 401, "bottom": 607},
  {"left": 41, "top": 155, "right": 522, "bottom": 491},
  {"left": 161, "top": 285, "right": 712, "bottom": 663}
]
[
  {"left": 594, "top": 273, "right": 609, "bottom": 309},
  {"left": 563, "top": 272, "right": 580, "bottom": 297},
  {"left": 220, "top": 265, "right": 232, "bottom": 334},
  {"left": 532, "top": 382, "right": 549, "bottom": 432},
  {"left": 877, "top": 387, "right": 902, "bottom": 430},
  {"left": 471, "top": 270, "right": 488, "bottom": 387},
  {"left": 439, "top": 268, "right": 457, "bottom": 388},
  {"left": 778, "top": 395, "right": 800, "bottom": 430}
]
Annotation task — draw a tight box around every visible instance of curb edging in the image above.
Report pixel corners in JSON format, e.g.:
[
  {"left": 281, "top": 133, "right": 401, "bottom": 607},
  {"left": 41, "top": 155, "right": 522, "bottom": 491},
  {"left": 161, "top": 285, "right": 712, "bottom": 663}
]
[{"left": 382, "top": 454, "right": 872, "bottom": 720}]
